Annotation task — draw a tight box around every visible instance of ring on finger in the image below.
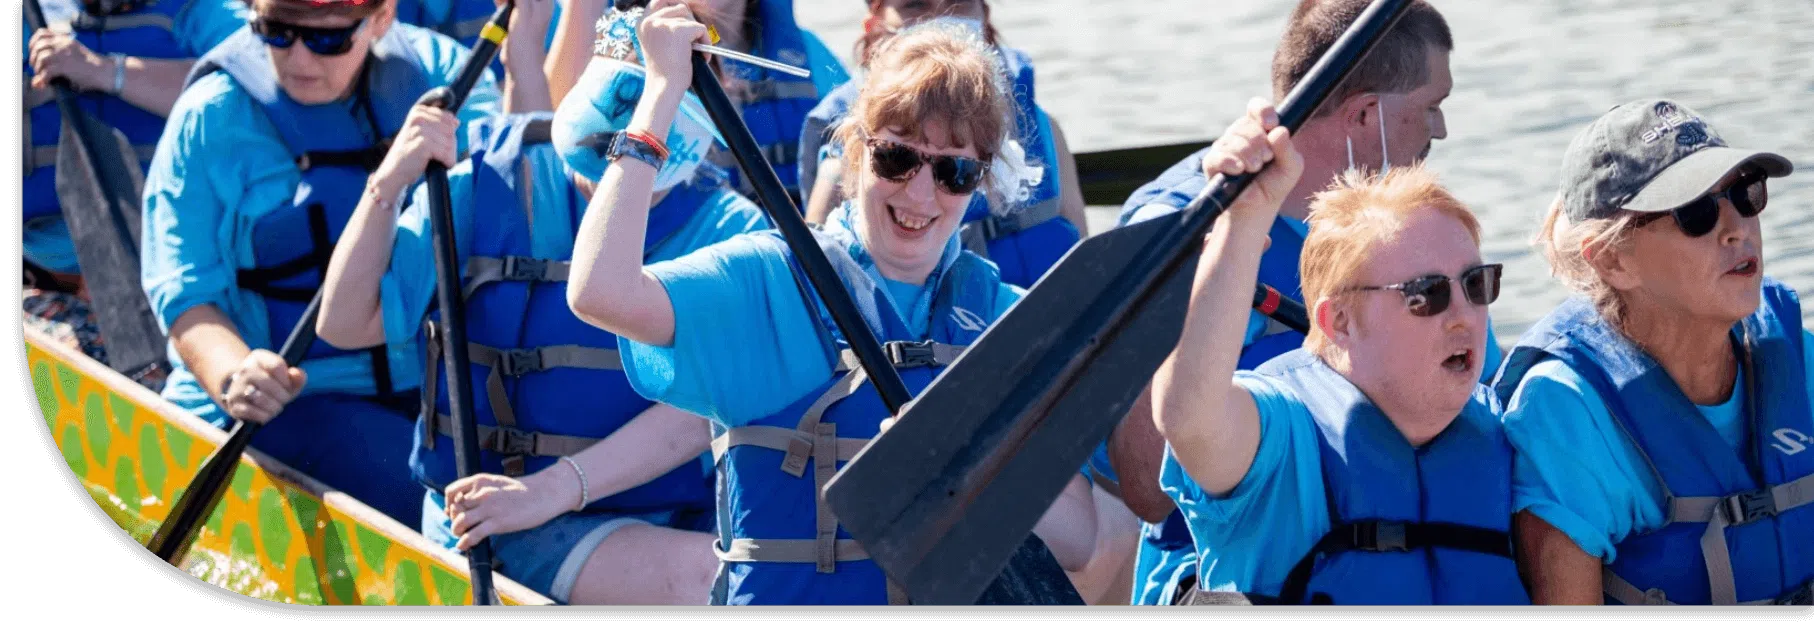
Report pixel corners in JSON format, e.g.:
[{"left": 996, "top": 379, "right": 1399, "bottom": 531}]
[{"left": 244, "top": 383, "right": 260, "bottom": 400}]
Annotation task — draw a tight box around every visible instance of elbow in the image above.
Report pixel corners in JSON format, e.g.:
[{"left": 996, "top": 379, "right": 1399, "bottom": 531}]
[{"left": 566, "top": 278, "right": 622, "bottom": 334}]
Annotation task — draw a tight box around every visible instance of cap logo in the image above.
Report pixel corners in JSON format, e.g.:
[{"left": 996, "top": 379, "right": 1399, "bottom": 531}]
[{"left": 1640, "top": 102, "right": 1713, "bottom": 148}]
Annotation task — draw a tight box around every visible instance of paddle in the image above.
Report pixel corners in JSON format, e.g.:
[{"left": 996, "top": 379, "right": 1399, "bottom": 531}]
[
  {"left": 24, "top": 0, "right": 170, "bottom": 383},
  {"left": 146, "top": 9, "right": 517, "bottom": 602},
  {"left": 1074, "top": 139, "right": 1210, "bottom": 208},
  {"left": 821, "top": 0, "right": 1412, "bottom": 606},
  {"left": 417, "top": 0, "right": 517, "bottom": 607},
  {"left": 685, "top": 50, "right": 1081, "bottom": 605}
]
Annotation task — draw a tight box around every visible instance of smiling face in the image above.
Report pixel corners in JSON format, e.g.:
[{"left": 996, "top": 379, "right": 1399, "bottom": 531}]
[
  {"left": 1599, "top": 169, "right": 1767, "bottom": 328},
  {"left": 852, "top": 122, "right": 980, "bottom": 282},
  {"left": 262, "top": 4, "right": 392, "bottom": 105}
]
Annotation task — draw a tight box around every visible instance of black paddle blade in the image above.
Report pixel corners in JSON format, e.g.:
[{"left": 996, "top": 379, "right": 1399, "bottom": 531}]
[
  {"left": 52, "top": 112, "right": 170, "bottom": 381},
  {"left": 824, "top": 217, "right": 1184, "bottom": 605},
  {"left": 1074, "top": 140, "right": 1209, "bottom": 207},
  {"left": 824, "top": 0, "right": 1414, "bottom": 606}
]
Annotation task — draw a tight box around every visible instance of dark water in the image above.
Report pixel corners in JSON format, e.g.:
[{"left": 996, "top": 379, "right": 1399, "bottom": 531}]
[{"left": 797, "top": 0, "right": 1814, "bottom": 339}]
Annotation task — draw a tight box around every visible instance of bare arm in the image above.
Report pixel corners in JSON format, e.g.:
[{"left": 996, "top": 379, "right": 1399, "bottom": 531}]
[
  {"left": 317, "top": 106, "right": 460, "bottom": 350},
  {"left": 170, "top": 305, "right": 253, "bottom": 406},
  {"left": 1108, "top": 384, "right": 1180, "bottom": 523},
  {"left": 28, "top": 28, "right": 195, "bottom": 118},
  {"left": 566, "top": 3, "right": 707, "bottom": 346},
  {"left": 1151, "top": 99, "right": 1299, "bottom": 498},
  {"left": 1048, "top": 118, "right": 1090, "bottom": 238},
  {"left": 1032, "top": 474, "right": 1100, "bottom": 572},
  {"left": 112, "top": 57, "right": 195, "bottom": 118},
  {"left": 1515, "top": 510, "right": 1603, "bottom": 605},
  {"left": 499, "top": 0, "right": 554, "bottom": 113},
  {"left": 543, "top": 0, "right": 609, "bottom": 107}
]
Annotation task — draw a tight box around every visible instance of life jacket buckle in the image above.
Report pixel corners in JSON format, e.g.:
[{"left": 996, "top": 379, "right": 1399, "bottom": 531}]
[
  {"left": 1720, "top": 489, "right": 1777, "bottom": 526},
  {"left": 1357, "top": 521, "right": 1408, "bottom": 553},
  {"left": 883, "top": 341, "right": 937, "bottom": 369},
  {"left": 496, "top": 349, "right": 544, "bottom": 377},
  {"left": 489, "top": 426, "right": 537, "bottom": 457},
  {"left": 501, "top": 256, "right": 548, "bottom": 281}
]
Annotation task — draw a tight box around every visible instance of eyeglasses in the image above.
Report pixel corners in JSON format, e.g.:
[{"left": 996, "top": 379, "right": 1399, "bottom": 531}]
[
  {"left": 1342, "top": 263, "right": 1503, "bottom": 318},
  {"left": 1630, "top": 170, "right": 1769, "bottom": 238},
  {"left": 252, "top": 17, "right": 366, "bottom": 57},
  {"left": 863, "top": 137, "right": 990, "bottom": 196}
]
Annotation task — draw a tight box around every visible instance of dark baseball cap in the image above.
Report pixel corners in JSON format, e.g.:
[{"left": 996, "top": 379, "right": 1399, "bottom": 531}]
[{"left": 1558, "top": 98, "right": 1793, "bottom": 223}]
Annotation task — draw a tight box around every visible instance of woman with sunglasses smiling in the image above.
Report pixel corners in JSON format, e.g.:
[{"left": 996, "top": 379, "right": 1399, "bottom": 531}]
[
  {"left": 139, "top": 0, "right": 503, "bottom": 528},
  {"left": 1494, "top": 99, "right": 1812, "bottom": 605},
  {"left": 1152, "top": 101, "right": 1527, "bottom": 605},
  {"left": 797, "top": 1, "right": 1089, "bottom": 292},
  {"left": 566, "top": 4, "right": 1100, "bottom": 604}
]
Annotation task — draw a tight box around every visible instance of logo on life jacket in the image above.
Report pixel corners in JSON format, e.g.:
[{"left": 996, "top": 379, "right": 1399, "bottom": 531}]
[
  {"left": 950, "top": 306, "right": 986, "bottom": 333},
  {"left": 1772, "top": 428, "right": 1812, "bottom": 456}
]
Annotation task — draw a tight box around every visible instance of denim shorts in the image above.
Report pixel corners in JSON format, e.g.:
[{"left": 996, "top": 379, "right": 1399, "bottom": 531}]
[{"left": 421, "top": 491, "right": 709, "bottom": 603}]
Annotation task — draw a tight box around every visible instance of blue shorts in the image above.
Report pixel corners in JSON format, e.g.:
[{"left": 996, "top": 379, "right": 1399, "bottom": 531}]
[{"left": 421, "top": 491, "right": 713, "bottom": 603}]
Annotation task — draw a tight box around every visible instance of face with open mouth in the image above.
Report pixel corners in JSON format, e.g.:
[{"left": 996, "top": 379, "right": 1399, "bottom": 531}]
[
  {"left": 1335, "top": 205, "right": 1489, "bottom": 440},
  {"left": 853, "top": 122, "right": 980, "bottom": 284}
]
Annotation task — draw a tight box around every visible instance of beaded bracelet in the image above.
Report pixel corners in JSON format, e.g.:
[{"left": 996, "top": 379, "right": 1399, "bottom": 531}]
[{"left": 560, "top": 455, "right": 588, "bottom": 512}]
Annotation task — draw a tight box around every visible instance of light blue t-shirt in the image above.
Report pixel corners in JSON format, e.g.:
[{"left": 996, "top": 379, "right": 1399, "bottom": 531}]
[
  {"left": 141, "top": 23, "right": 502, "bottom": 425},
  {"left": 618, "top": 202, "right": 1024, "bottom": 429},
  {"left": 1501, "top": 329, "right": 1814, "bottom": 563},
  {"left": 23, "top": 0, "right": 253, "bottom": 274}
]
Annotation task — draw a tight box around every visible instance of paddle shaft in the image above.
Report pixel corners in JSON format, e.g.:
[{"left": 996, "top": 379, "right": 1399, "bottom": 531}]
[
  {"left": 687, "top": 53, "right": 912, "bottom": 412},
  {"left": 420, "top": 0, "right": 516, "bottom": 607}
]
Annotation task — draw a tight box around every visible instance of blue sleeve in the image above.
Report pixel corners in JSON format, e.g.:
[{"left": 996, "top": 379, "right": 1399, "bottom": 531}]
[
  {"left": 1501, "top": 359, "right": 1664, "bottom": 563},
  {"left": 413, "top": 26, "right": 502, "bottom": 155},
  {"left": 1158, "top": 372, "right": 1328, "bottom": 593},
  {"left": 618, "top": 234, "right": 838, "bottom": 424},
  {"left": 378, "top": 164, "right": 479, "bottom": 345},
  {"left": 139, "top": 76, "right": 257, "bottom": 332},
  {"left": 174, "top": 0, "right": 250, "bottom": 55},
  {"left": 800, "top": 30, "right": 850, "bottom": 99},
  {"left": 993, "top": 282, "right": 1028, "bottom": 320}
]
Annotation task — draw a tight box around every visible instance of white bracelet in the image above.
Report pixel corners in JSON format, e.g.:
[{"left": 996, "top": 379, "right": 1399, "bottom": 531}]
[
  {"left": 109, "top": 53, "right": 126, "bottom": 96},
  {"left": 560, "top": 455, "right": 588, "bottom": 512}
]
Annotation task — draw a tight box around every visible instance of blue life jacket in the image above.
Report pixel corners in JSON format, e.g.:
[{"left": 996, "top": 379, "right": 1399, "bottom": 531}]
[
  {"left": 185, "top": 25, "right": 437, "bottom": 396},
  {"left": 390, "top": 0, "right": 504, "bottom": 77},
  {"left": 796, "top": 48, "right": 1075, "bottom": 289},
  {"left": 705, "top": 0, "right": 823, "bottom": 208},
  {"left": 1244, "top": 349, "right": 1529, "bottom": 605},
  {"left": 707, "top": 232, "right": 1004, "bottom": 605},
  {"left": 1119, "top": 146, "right": 1308, "bottom": 604},
  {"left": 411, "top": 113, "right": 719, "bottom": 517},
  {"left": 1492, "top": 279, "right": 1814, "bottom": 605},
  {"left": 952, "top": 47, "right": 1078, "bottom": 289},
  {"left": 24, "top": 0, "right": 186, "bottom": 226}
]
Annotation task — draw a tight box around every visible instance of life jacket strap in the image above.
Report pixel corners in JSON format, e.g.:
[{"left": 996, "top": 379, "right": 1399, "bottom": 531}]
[
  {"left": 67, "top": 12, "right": 175, "bottom": 33},
  {"left": 462, "top": 255, "right": 570, "bottom": 299},
  {"left": 296, "top": 145, "right": 390, "bottom": 173},
  {"left": 709, "top": 536, "right": 912, "bottom": 604},
  {"left": 1276, "top": 520, "right": 1512, "bottom": 605},
  {"left": 709, "top": 425, "right": 869, "bottom": 464},
  {"left": 1605, "top": 569, "right": 1814, "bottom": 606},
  {"left": 1659, "top": 470, "right": 1814, "bottom": 605},
  {"left": 957, "top": 197, "right": 1066, "bottom": 258},
  {"left": 430, "top": 414, "right": 600, "bottom": 459}
]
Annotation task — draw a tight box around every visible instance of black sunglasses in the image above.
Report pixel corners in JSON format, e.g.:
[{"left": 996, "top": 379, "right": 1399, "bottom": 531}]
[
  {"left": 864, "top": 137, "right": 990, "bottom": 196},
  {"left": 1630, "top": 171, "right": 1769, "bottom": 238},
  {"left": 252, "top": 17, "right": 366, "bottom": 57},
  {"left": 1344, "top": 263, "right": 1503, "bottom": 318}
]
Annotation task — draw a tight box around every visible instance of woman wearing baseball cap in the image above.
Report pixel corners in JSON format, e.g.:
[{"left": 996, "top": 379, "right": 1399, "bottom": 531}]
[{"left": 1493, "top": 98, "right": 1812, "bottom": 605}]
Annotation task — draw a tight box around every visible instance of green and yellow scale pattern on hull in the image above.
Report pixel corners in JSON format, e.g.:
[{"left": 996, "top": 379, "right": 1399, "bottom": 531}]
[{"left": 25, "top": 328, "right": 552, "bottom": 606}]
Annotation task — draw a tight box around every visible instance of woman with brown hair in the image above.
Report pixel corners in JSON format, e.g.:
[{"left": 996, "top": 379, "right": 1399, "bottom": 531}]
[{"left": 564, "top": 1, "right": 1098, "bottom": 604}]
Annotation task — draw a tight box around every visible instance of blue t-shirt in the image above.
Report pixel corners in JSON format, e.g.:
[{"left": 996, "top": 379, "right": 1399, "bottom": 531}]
[
  {"left": 1501, "top": 329, "right": 1814, "bottom": 562},
  {"left": 141, "top": 23, "right": 502, "bottom": 425}
]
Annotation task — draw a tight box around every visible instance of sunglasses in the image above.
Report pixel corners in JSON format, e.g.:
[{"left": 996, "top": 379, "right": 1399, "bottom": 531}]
[
  {"left": 1630, "top": 171, "right": 1769, "bottom": 238},
  {"left": 864, "top": 137, "right": 990, "bottom": 196},
  {"left": 1344, "top": 263, "right": 1504, "bottom": 318},
  {"left": 252, "top": 17, "right": 366, "bottom": 57}
]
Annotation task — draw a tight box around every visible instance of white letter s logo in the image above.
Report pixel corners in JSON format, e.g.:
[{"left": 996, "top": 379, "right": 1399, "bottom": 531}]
[{"left": 1771, "top": 428, "right": 1811, "bottom": 456}]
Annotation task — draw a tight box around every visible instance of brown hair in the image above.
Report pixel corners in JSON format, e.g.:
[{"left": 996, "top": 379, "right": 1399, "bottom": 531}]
[
  {"left": 252, "top": 0, "right": 389, "bottom": 23},
  {"left": 1300, "top": 166, "right": 1481, "bottom": 355},
  {"left": 854, "top": 0, "right": 1001, "bottom": 69},
  {"left": 1271, "top": 0, "right": 1452, "bottom": 119},
  {"left": 832, "top": 19, "right": 1029, "bottom": 209},
  {"left": 1535, "top": 196, "right": 1641, "bottom": 331}
]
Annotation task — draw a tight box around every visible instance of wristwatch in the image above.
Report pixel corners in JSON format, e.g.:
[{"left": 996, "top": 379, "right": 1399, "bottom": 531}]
[
  {"left": 109, "top": 53, "right": 126, "bottom": 96},
  {"left": 606, "top": 131, "right": 667, "bottom": 171}
]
